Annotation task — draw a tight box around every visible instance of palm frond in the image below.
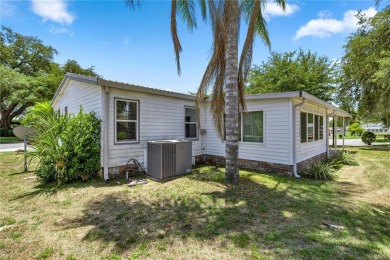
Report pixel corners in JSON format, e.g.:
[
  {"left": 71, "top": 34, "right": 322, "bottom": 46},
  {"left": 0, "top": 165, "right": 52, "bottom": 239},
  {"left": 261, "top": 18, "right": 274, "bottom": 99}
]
[
  {"left": 177, "top": 0, "right": 198, "bottom": 31},
  {"left": 196, "top": 0, "right": 226, "bottom": 139},
  {"left": 198, "top": 0, "right": 207, "bottom": 21},
  {"left": 171, "top": 0, "right": 183, "bottom": 75},
  {"left": 124, "top": 0, "right": 142, "bottom": 10},
  {"left": 238, "top": 0, "right": 260, "bottom": 111}
]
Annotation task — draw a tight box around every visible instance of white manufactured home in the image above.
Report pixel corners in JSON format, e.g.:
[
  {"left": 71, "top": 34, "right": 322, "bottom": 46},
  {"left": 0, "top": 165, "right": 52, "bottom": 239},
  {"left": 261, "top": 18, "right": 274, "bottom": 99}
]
[{"left": 52, "top": 73, "right": 351, "bottom": 180}]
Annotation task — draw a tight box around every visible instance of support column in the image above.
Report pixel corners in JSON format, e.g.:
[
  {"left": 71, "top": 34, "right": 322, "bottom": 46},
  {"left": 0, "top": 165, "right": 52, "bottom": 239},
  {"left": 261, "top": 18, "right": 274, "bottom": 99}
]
[{"left": 342, "top": 117, "right": 345, "bottom": 151}]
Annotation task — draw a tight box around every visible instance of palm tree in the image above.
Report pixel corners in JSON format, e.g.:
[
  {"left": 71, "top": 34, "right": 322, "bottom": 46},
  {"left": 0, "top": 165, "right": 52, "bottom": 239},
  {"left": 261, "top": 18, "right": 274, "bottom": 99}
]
[{"left": 126, "top": 0, "right": 286, "bottom": 184}]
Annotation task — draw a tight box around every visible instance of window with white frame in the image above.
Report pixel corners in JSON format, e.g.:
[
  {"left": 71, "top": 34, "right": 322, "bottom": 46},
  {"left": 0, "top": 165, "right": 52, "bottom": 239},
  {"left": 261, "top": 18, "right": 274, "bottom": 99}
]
[
  {"left": 115, "top": 99, "right": 139, "bottom": 143},
  {"left": 185, "top": 107, "right": 197, "bottom": 139},
  {"left": 242, "top": 111, "right": 264, "bottom": 143},
  {"left": 301, "top": 112, "right": 324, "bottom": 143}
]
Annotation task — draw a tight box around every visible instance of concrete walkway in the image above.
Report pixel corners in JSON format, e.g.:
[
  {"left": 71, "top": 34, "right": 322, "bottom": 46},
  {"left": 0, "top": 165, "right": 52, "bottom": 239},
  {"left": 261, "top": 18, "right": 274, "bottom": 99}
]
[
  {"left": 332, "top": 138, "right": 389, "bottom": 147},
  {"left": 0, "top": 142, "right": 33, "bottom": 152}
]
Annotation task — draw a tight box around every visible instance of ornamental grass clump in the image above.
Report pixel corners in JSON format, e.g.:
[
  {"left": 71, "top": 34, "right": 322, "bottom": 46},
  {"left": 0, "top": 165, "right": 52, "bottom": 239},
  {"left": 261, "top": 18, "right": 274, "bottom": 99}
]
[
  {"left": 28, "top": 105, "right": 101, "bottom": 184},
  {"left": 301, "top": 162, "right": 336, "bottom": 180}
]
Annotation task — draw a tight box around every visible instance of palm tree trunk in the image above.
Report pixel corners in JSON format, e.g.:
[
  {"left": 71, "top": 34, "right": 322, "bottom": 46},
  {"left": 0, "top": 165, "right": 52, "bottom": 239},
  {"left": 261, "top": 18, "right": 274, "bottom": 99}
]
[{"left": 224, "top": 0, "right": 240, "bottom": 184}]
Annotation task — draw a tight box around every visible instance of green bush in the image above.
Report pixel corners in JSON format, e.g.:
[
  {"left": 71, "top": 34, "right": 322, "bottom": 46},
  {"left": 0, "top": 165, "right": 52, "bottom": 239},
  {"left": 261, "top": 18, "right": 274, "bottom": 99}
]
[
  {"left": 301, "top": 162, "right": 336, "bottom": 180},
  {"left": 0, "top": 128, "right": 14, "bottom": 137},
  {"left": 332, "top": 151, "right": 358, "bottom": 166},
  {"left": 338, "top": 133, "right": 343, "bottom": 138},
  {"left": 31, "top": 107, "right": 101, "bottom": 184},
  {"left": 361, "top": 131, "right": 376, "bottom": 145}
]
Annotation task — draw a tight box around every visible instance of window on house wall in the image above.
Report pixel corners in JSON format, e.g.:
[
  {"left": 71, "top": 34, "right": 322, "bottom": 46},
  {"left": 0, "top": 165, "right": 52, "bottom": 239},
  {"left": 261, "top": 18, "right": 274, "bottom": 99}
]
[
  {"left": 242, "top": 111, "right": 264, "bottom": 143},
  {"left": 115, "top": 99, "right": 138, "bottom": 143},
  {"left": 301, "top": 112, "right": 307, "bottom": 143},
  {"left": 307, "top": 113, "right": 314, "bottom": 142},
  {"left": 64, "top": 106, "right": 68, "bottom": 114},
  {"left": 319, "top": 115, "right": 324, "bottom": 140},
  {"left": 185, "top": 107, "right": 197, "bottom": 139},
  {"left": 301, "top": 112, "right": 324, "bottom": 143},
  {"left": 314, "top": 115, "right": 319, "bottom": 140}
]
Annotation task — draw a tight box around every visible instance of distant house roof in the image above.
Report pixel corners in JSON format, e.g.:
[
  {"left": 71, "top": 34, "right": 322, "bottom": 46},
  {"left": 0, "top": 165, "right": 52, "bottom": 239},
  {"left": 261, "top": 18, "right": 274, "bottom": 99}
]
[{"left": 52, "top": 73, "right": 352, "bottom": 118}]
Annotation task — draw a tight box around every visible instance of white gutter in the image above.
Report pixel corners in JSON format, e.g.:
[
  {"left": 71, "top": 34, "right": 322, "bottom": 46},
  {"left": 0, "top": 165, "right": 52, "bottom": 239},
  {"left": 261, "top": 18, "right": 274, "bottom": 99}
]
[
  {"left": 103, "top": 86, "right": 110, "bottom": 181},
  {"left": 292, "top": 93, "right": 306, "bottom": 178}
]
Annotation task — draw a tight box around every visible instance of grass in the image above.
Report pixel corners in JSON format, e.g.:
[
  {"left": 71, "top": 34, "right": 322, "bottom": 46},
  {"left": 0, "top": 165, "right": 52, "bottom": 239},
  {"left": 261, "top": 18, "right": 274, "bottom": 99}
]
[
  {"left": 0, "top": 146, "right": 389, "bottom": 259},
  {"left": 0, "top": 136, "right": 22, "bottom": 144}
]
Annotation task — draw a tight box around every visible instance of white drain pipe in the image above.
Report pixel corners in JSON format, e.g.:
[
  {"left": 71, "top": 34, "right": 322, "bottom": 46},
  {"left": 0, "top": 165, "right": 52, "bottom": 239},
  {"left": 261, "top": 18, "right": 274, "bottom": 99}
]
[{"left": 292, "top": 92, "right": 306, "bottom": 178}]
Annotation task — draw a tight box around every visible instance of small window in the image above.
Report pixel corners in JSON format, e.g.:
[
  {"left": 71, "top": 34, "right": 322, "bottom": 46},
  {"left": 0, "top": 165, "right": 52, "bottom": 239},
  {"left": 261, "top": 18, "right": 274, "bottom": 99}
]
[
  {"left": 301, "top": 112, "right": 307, "bottom": 143},
  {"left": 115, "top": 99, "right": 139, "bottom": 143},
  {"left": 315, "top": 115, "right": 319, "bottom": 140},
  {"left": 242, "top": 111, "right": 263, "bottom": 143},
  {"left": 319, "top": 116, "right": 324, "bottom": 140},
  {"left": 185, "top": 107, "right": 197, "bottom": 139},
  {"left": 64, "top": 106, "right": 68, "bottom": 114},
  {"left": 307, "top": 113, "right": 314, "bottom": 142}
]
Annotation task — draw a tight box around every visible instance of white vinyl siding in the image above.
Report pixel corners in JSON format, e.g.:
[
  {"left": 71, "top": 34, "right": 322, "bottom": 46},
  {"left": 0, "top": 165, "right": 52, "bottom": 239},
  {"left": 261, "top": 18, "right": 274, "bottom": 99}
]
[
  {"left": 106, "top": 89, "right": 203, "bottom": 168},
  {"left": 52, "top": 80, "right": 102, "bottom": 118},
  {"left": 205, "top": 99, "right": 292, "bottom": 165}
]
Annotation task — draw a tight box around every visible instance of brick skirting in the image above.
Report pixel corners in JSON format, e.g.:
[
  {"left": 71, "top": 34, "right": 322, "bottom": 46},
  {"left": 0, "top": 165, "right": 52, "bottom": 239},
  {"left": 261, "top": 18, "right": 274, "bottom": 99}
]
[
  {"left": 196, "top": 155, "right": 293, "bottom": 176},
  {"left": 297, "top": 152, "right": 327, "bottom": 172},
  {"left": 196, "top": 152, "right": 328, "bottom": 176}
]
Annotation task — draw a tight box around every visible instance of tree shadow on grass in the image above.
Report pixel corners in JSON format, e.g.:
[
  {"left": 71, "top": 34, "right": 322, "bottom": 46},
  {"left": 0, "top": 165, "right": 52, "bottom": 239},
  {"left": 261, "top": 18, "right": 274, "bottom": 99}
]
[
  {"left": 12, "top": 178, "right": 121, "bottom": 200},
  {"left": 60, "top": 168, "right": 390, "bottom": 259}
]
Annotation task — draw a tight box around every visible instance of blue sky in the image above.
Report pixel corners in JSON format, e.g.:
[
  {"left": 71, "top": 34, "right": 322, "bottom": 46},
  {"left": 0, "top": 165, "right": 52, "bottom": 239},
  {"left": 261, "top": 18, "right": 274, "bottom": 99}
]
[{"left": 1, "top": 0, "right": 381, "bottom": 94}]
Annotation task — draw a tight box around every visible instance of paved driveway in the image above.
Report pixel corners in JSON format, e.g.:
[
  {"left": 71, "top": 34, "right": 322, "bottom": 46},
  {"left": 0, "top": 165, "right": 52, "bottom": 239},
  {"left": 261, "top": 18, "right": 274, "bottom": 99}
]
[
  {"left": 332, "top": 138, "right": 389, "bottom": 146},
  {"left": 0, "top": 142, "right": 32, "bottom": 152}
]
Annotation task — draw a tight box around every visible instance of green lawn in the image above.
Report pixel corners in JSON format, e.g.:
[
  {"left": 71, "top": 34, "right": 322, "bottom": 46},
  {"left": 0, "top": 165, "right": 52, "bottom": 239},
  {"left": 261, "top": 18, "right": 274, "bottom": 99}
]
[
  {"left": 0, "top": 136, "right": 22, "bottom": 144},
  {"left": 0, "top": 147, "right": 389, "bottom": 259}
]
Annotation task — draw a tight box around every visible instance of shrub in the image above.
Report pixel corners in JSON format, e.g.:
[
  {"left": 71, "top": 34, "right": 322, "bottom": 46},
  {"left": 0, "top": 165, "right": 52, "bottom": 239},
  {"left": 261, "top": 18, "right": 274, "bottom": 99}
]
[
  {"left": 361, "top": 131, "right": 376, "bottom": 145},
  {"left": 332, "top": 151, "right": 358, "bottom": 166},
  {"left": 31, "top": 107, "right": 101, "bottom": 184},
  {"left": 301, "top": 162, "right": 336, "bottom": 180},
  {"left": 0, "top": 128, "right": 14, "bottom": 137},
  {"left": 338, "top": 133, "right": 343, "bottom": 138}
]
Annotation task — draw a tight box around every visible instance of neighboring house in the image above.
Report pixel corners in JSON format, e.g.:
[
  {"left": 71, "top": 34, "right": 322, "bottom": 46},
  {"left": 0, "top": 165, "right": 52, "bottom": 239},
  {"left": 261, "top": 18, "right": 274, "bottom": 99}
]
[
  {"left": 361, "top": 123, "right": 389, "bottom": 134},
  {"left": 52, "top": 73, "right": 351, "bottom": 180}
]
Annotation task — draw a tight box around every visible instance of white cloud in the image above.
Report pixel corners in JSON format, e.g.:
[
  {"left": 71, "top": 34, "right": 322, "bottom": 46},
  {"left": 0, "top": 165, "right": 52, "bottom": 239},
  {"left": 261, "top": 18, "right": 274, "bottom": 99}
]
[
  {"left": 31, "top": 0, "right": 75, "bottom": 25},
  {"left": 294, "top": 7, "right": 377, "bottom": 40},
  {"left": 264, "top": 2, "right": 300, "bottom": 20},
  {"left": 318, "top": 10, "right": 332, "bottom": 19},
  {"left": 48, "top": 25, "right": 74, "bottom": 37},
  {"left": 1, "top": 1, "right": 17, "bottom": 17}
]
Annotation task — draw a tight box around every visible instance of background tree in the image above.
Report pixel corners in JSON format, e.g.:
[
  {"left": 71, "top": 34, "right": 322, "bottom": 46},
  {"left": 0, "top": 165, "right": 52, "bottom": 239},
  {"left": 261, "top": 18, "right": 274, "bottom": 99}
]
[
  {"left": 338, "top": 7, "right": 390, "bottom": 126},
  {"left": 0, "top": 65, "right": 34, "bottom": 128},
  {"left": 246, "top": 49, "right": 338, "bottom": 102},
  {"left": 127, "top": 0, "right": 285, "bottom": 184},
  {"left": 0, "top": 27, "right": 99, "bottom": 130},
  {"left": 348, "top": 122, "right": 364, "bottom": 136},
  {"left": 1, "top": 26, "right": 57, "bottom": 76}
]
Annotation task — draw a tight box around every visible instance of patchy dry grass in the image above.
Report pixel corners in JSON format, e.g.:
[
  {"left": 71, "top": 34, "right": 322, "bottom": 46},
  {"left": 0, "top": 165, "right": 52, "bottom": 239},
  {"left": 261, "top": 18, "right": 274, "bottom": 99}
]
[{"left": 0, "top": 146, "right": 389, "bottom": 259}]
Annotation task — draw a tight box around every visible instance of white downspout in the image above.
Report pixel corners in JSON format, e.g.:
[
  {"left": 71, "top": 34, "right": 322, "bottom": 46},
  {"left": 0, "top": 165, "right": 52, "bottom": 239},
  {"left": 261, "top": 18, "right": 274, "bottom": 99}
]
[
  {"left": 103, "top": 86, "right": 110, "bottom": 181},
  {"left": 292, "top": 95, "right": 306, "bottom": 178}
]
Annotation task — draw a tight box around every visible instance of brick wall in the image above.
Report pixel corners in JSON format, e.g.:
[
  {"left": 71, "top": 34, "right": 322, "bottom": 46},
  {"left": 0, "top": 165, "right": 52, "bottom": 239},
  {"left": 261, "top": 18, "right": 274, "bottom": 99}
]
[
  {"left": 297, "top": 152, "right": 327, "bottom": 172},
  {"left": 196, "top": 155, "right": 293, "bottom": 176},
  {"left": 196, "top": 152, "right": 328, "bottom": 176}
]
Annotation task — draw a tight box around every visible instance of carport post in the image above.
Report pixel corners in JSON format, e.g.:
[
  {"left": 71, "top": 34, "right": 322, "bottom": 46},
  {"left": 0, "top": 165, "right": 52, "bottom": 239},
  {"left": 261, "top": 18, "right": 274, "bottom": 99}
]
[{"left": 342, "top": 117, "right": 345, "bottom": 151}]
